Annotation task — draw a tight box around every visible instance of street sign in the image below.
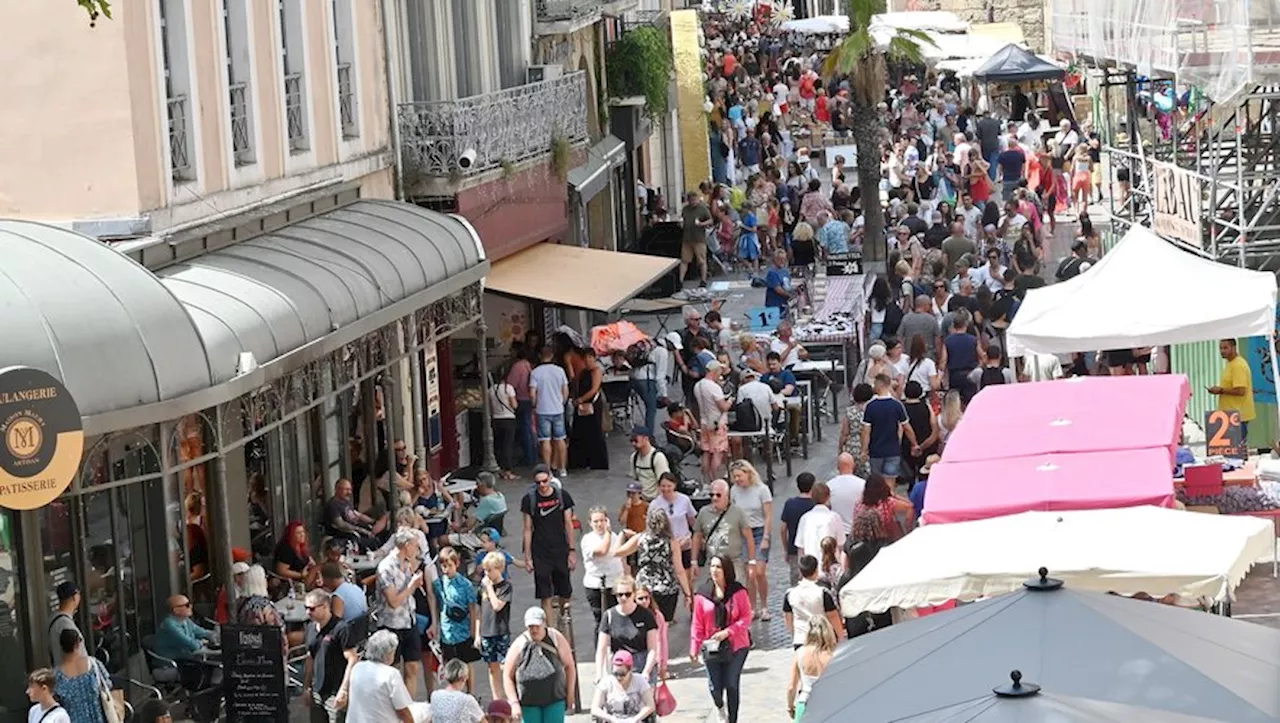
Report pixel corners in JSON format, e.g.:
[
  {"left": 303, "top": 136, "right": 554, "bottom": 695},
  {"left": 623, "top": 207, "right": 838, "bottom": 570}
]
[
  {"left": 825, "top": 255, "right": 863, "bottom": 276},
  {"left": 747, "top": 306, "right": 781, "bottom": 332},
  {"left": 1205, "top": 409, "right": 1247, "bottom": 458}
]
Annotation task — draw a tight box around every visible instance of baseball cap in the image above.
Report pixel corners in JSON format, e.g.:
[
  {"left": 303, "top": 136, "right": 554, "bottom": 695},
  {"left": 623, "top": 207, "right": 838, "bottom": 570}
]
[
  {"left": 486, "top": 700, "right": 513, "bottom": 720},
  {"left": 56, "top": 581, "right": 79, "bottom": 602},
  {"left": 630, "top": 426, "right": 652, "bottom": 440},
  {"left": 524, "top": 607, "right": 547, "bottom": 627},
  {"left": 626, "top": 482, "right": 643, "bottom": 494},
  {"left": 532, "top": 463, "right": 552, "bottom": 478},
  {"left": 483, "top": 527, "right": 502, "bottom": 544},
  {"left": 232, "top": 562, "right": 251, "bottom": 575},
  {"left": 612, "top": 650, "right": 635, "bottom": 668},
  {"left": 232, "top": 547, "right": 252, "bottom": 563},
  {"left": 706, "top": 360, "right": 724, "bottom": 373},
  {"left": 741, "top": 367, "right": 759, "bottom": 380},
  {"left": 984, "top": 224, "right": 997, "bottom": 232},
  {"left": 1071, "top": 239, "right": 1087, "bottom": 251},
  {"left": 665, "top": 331, "right": 684, "bottom": 350}
]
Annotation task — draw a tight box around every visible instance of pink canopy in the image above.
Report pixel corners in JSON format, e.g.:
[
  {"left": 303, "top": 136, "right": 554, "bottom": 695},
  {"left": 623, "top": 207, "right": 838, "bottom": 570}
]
[
  {"left": 943, "top": 375, "right": 1190, "bottom": 464},
  {"left": 922, "top": 447, "right": 1177, "bottom": 524}
]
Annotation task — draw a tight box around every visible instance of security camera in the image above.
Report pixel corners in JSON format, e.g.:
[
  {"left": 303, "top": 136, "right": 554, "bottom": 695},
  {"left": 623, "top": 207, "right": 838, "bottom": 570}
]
[{"left": 458, "top": 148, "right": 478, "bottom": 170}]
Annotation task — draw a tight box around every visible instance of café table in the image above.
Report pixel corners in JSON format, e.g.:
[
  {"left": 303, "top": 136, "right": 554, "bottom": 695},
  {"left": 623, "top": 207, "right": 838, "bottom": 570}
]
[{"left": 273, "top": 597, "right": 309, "bottom": 625}]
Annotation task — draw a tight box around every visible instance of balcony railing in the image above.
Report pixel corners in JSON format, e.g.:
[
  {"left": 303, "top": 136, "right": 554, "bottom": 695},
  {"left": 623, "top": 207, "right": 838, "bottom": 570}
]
[
  {"left": 537, "top": 0, "right": 601, "bottom": 21},
  {"left": 536, "top": 0, "right": 638, "bottom": 32},
  {"left": 167, "top": 95, "right": 192, "bottom": 182},
  {"left": 284, "top": 72, "right": 306, "bottom": 152},
  {"left": 398, "top": 71, "right": 589, "bottom": 182},
  {"left": 229, "top": 82, "right": 253, "bottom": 166},
  {"left": 337, "top": 63, "right": 358, "bottom": 138}
]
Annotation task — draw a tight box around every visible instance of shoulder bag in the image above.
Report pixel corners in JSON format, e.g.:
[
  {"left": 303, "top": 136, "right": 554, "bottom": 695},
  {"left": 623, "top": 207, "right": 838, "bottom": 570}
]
[{"left": 696, "top": 509, "right": 730, "bottom": 567}]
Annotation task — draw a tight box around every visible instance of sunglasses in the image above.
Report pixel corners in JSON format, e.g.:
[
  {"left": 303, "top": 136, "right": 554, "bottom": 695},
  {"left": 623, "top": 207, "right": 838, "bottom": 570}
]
[
  {"left": 635, "top": 596, "right": 651, "bottom": 603},
  {"left": 173, "top": 601, "right": 191, "bottom": 609},
  {"left": 710, "top": 492, "right": 724, "bottom": 498},
  {"left": 306, "top": 605, "right": 322, "bottom": 612},
  {"left": 617, "top": 591, "right": 634, "bottom": 598}
]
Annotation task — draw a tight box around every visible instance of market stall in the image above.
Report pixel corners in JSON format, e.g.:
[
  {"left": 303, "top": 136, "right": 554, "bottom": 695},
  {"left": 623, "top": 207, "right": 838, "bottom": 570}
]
[
  {"left": 922, "top": 447, "right": 1178, "bottom": 524},
  {"left": 972, "top": 43, "right": 1068, "bottom": 83},
  {"left": 839, "top": 506, "right": 1275, "bottom": 617},
  {"left": 1006, "top": 226, "right": 1278, "bottom": 358},
  {"left": 943, "top": 375, "right": 1190, "bottom": 464}
]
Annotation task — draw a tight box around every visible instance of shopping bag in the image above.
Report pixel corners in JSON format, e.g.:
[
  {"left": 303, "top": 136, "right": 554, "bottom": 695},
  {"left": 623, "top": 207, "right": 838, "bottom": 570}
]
[{"left": 655, "top": 681, "right": 678, "bottom": 717}]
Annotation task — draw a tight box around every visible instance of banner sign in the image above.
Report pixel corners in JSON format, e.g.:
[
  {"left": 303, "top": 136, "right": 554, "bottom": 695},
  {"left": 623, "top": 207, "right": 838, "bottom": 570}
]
[
  {"left": 1205, "top": 409, "right": 1247, "bottom": 458},
  {"left": 1153, "top": 161, "right": 1202, "bottom": 246}
]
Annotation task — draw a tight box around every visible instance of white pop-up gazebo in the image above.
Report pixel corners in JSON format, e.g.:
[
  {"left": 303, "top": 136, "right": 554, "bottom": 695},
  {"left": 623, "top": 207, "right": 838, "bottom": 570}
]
[{"left": 1007, "top": 225, "right": 1277, "bottom": 362}]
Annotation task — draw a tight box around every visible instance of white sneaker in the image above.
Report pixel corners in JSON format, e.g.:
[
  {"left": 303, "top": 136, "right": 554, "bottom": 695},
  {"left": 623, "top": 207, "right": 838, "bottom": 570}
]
[{"left": 715, "top": 705, "right": 728, "bottom": 723}]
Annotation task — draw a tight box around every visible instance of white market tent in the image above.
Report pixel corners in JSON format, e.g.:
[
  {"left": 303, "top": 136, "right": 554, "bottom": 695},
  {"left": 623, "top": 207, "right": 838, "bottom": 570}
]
[
  {"left": 839, "top": 507, "right": 1275, "bottom": 616},
  {"left": 780, "top": 15, "right": 848, "bottom": 35},
  {"left": 1006, "top": 225, "right": 1278, "bottom": 357}
]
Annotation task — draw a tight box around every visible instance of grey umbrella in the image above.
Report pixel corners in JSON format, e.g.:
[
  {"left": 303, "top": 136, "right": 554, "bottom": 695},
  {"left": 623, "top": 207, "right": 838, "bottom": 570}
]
[{"left": 803, "top": 571, "right": 1280, "bottom": 722}]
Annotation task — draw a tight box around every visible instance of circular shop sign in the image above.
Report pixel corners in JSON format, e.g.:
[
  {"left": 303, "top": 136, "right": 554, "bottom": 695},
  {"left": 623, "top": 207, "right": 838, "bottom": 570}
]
[{"left": 0, "top": 367, "right": 82, "bottom": 510}]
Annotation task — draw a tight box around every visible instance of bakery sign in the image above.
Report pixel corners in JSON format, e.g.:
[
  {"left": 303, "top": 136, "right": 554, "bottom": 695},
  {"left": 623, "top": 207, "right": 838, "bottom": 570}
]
[
  {"left": 1153, "top": 161, "right": 1202, "bottom": 246},
  {"left": 0, "top": 367, "right": 83, "bottom": 510}
]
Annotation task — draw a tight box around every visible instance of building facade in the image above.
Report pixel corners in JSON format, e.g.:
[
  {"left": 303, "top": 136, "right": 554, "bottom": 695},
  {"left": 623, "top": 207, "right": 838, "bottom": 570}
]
[{"left": 0, "top": 2, "right": 487, "bottom": 713}]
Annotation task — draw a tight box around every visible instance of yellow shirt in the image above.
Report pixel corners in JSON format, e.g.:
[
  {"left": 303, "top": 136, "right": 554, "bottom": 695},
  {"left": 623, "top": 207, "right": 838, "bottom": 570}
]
[{"left": 1219, "top": 355, "right": 1256, "bottom": 422}]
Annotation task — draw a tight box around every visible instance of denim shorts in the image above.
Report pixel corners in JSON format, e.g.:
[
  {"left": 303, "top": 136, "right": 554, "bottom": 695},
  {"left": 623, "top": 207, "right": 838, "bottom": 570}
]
[
  {"left": 869, "top": 456, "right": 902, "bottom": 478},
  {"left": 751, "top": 526, "right": 770, "bottom": 562},
  {"left": 536, "top": 413, "right": 567, "bottom": 441}
]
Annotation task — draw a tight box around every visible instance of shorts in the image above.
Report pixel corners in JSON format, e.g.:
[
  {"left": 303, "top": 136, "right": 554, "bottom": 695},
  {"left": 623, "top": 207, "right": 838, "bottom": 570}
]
[
  {"left": 680, "top": 548, "right": 692, "bottom": 570},
  {"left": 537, "top": 413, "right": 567, "bottom": 442},
  {"left": 440, "top": 639, "right": 481, "bottom": 664},
  {"left": 533, "top": 557, "right": 573, "bottom": 600},
  {"left": 869, "top": 456, "right": 902, "bottom": 478},
  {"left": 751, "top": 526, "right": 770, "bottom": 562},
  {"left": 385, "top": 626, "right": 423, "bottom": 663},
  {"left": 699, "top": 421, "right": 729, "bottom": 454},
  {"left": 681, "top": 240, "right": 708, "bottom": 265},
  {"left": 1072, "top": 171, "right": 1092, "bottom": 193},
  {"left": 481, "top": 634, "right": 511, "bottom": 663}
]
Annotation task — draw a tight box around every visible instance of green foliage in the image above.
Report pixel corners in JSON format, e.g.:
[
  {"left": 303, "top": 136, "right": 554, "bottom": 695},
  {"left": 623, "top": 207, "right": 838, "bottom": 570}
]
[
  {"left": 77, "top": 0, "right": 112, "bottom": 26},
  {"left": 606, "top": 26, "right": 673, "bottom": 117},
  {"left": 822, "top": 0, "right": 934, "bottom": 107}
]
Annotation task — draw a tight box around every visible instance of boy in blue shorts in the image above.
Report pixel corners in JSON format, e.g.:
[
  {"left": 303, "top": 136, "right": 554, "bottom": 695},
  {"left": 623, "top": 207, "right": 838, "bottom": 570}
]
[{"left": 477, "top": 551, "right": 513, "bottom": 701}]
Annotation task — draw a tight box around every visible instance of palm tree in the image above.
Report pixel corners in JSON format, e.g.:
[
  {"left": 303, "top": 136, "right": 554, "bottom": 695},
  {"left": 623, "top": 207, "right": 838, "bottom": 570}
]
[{"left": 822, "top": 0, "right": 932, "bottom": 266}]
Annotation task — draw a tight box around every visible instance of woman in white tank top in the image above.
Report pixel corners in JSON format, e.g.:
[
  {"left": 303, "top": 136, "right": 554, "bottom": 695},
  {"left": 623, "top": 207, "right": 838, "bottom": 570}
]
[{"left": 787, "top": 616, "right": 837, "bottom": 722}]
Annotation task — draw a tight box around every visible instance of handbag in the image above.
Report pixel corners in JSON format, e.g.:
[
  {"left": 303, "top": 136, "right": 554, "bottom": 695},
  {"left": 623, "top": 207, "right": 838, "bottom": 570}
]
[
  {"left": 95, "top": 660, "right": 125, "bottom": 723},
  {"left": 696, "top": 509, "right": 730, "bottom": 567},
  {"left": 655, "top": 681, "right": 677, "bottom": 717}
]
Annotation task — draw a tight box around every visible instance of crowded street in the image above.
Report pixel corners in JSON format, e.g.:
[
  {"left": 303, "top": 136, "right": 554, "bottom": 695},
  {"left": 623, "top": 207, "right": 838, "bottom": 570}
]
[{"left": 7, "top": 1, "right": 1280, "bottom": 722}]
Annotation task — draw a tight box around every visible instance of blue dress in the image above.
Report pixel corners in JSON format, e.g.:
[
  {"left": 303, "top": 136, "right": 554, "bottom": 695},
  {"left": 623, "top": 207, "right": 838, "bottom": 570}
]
[
  {"left": 738, "top": 230, "right": 761, "bottom": 261},
  {"left": 55, "top": 666, "right": 106, "bottom": 723}
]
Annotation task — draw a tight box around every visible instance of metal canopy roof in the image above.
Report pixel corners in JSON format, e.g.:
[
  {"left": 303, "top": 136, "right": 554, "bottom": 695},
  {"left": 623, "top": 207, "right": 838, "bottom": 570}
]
[
  {"left": 0, "top": 219, "right": 215, "bottom": 417},
  {"left": 157, "top": 199, "right": 487, "bottom": 384},
  {"left": 0, "top": 200, "right": 486, "bottom": 428}
]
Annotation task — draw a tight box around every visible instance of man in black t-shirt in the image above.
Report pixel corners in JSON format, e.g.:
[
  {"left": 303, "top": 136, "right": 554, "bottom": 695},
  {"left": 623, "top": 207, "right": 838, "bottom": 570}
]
[
  {"left": 303, "top": 589, "right": 360, "bottom": 720},
  {"left": 521, "top": 465, "right": 578, "bottom": 625}
]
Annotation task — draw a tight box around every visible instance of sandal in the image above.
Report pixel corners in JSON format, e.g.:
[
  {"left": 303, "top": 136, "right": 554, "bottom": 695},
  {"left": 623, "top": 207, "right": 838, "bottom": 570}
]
[{"left": 760, "top": 609, "right": 773, "bottom": 621}]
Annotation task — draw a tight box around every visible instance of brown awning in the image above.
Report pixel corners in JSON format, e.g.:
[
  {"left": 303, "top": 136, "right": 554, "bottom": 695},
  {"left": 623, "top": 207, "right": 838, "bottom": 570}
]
[{"left": 485, "top": 243, "right": 677, "bottom": 313}]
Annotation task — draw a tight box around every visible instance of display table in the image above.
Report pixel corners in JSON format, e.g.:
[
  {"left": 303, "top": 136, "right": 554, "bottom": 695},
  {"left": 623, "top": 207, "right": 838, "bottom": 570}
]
[{"left": 1173, "top": 461, "right": 1258, "bottom": 488}]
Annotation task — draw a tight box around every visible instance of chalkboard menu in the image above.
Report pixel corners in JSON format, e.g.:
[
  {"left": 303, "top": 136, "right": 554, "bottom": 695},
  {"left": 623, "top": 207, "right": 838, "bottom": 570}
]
[{"left": 222, "top": 624, "right": 288, "bottom": 722}]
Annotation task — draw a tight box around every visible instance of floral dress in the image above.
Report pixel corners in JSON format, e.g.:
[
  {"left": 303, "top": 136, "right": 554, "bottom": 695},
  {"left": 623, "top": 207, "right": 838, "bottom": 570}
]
[
  {"left": 843, "top": 405, "right": 870, "bottom": 478},
  {"left": 55, "top": 664, "right": 106, "bottom": 723},
  {"left": 634, "top": 534, "right": 678, "bottom": 596}
]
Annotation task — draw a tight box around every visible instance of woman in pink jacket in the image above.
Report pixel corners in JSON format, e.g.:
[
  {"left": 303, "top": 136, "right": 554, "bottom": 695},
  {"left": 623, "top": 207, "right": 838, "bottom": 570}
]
[{"left": 689, "top": 554, "right": 753, "bottom": 723}]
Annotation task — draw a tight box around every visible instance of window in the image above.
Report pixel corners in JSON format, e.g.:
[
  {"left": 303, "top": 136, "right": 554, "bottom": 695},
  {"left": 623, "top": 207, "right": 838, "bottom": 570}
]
[
  {"left": 223, "top": 0, "right": 255, "bottom": 166},
  {"left": 279, "top": 0, "right": 308, "bottom": 152},
  {"left": 332, "top": 0, "right": 359, "bottom": 138},
  {"left": 160, "top": 0, "right": 196, "bottom": 182}
]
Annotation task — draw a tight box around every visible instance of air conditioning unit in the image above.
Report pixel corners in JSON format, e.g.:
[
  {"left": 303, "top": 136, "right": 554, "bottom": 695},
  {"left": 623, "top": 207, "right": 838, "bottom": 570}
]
[{"left": 526, "top": 64, "right": 565, "bottom": 84}]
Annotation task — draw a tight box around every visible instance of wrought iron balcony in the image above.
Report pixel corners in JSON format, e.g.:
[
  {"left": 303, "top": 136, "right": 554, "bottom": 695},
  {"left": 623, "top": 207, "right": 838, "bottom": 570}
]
[
  {"left": 397, "top": 71, "right": 589, "bottom": 184},
  {"left": 284, "top": 72, "right": 307, "bottom": 152},
  {"left": 337, "top": 63, "right": 358, "bottom": 138},
  {"left": 229, "top": 82, "right": 253, "bottom": 166},
  {"left": 168, "top": 95, "right": 193, "bottom": 182}
]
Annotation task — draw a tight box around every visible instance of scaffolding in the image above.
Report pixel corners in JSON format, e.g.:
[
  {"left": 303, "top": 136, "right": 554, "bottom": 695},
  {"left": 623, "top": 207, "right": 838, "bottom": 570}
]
[{"left": 1052, "top": 0, "right": 1280, "bottom": 268}]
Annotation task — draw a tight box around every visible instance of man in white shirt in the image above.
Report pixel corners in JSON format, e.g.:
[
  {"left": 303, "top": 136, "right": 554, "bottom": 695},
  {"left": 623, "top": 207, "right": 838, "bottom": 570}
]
[
  {"left": 782, "top": 555, "right": 844, "bottom": 649},
  {"left": 825, "top": 453, "right": 866, "bottom": 534},
  {"left": 794, "top": 482, "right": 845, "bottom": 560},
  {"left": 770, "top": 321, "right": 805, "bottom": 367},
  {"left": 346, "top": 629, "right": 430, "bottom": 723},
  {"left": 694, "top": 361, "right": 732, "bottom": 482},
  {"left": 735, "top": 369, "right": 775, "bottom": 429},
  {"left": 958, "top": 192, "right": 983, "bottom": 242},
  {"left": 968, "top": 249, "right": 1006, "bottom": 294},
  {"left": 1021, "top": 352, "right": 1065, "bottom": 383}
]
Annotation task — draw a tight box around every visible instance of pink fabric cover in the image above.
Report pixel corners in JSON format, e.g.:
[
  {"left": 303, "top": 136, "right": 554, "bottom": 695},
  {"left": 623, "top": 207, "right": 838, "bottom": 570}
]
[
  {"left": 943, "top": 375, "right": 1191, "bottom": 464},
  {"left": 922, "top": 448, "right": 1177, "bottom": 524}
]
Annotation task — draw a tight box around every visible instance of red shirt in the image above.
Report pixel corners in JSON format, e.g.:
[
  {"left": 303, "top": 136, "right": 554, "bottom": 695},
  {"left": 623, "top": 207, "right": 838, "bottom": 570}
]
[
  {"left": 815, "top": 96, "right": 830, "bottom": 122},
  {"left": 723, "top": 53, "right": 737, "bottom": 76}
]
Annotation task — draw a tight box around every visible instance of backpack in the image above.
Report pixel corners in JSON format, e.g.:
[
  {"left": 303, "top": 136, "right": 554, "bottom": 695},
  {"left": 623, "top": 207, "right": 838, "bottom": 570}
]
[
  {"left": 515, "top": 630, "right": 566, "bottom": 706},
  {"left": 626, "top": 339, "right": 653, "bottom": 369},
  {"left": 729, "top": 398, "right": 763, "bottom": 433},
  {"left": 979, "top": 366, "right": 1007, "bottom": 390},
  {"left": 882, "top": 303, "right": 904, "bottom": 336}
]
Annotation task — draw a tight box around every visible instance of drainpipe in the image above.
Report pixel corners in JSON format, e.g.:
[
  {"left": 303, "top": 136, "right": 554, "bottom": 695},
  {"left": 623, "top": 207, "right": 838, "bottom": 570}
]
[{"left": 383, "top": 0, "right": 408, "bottom": 201}]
